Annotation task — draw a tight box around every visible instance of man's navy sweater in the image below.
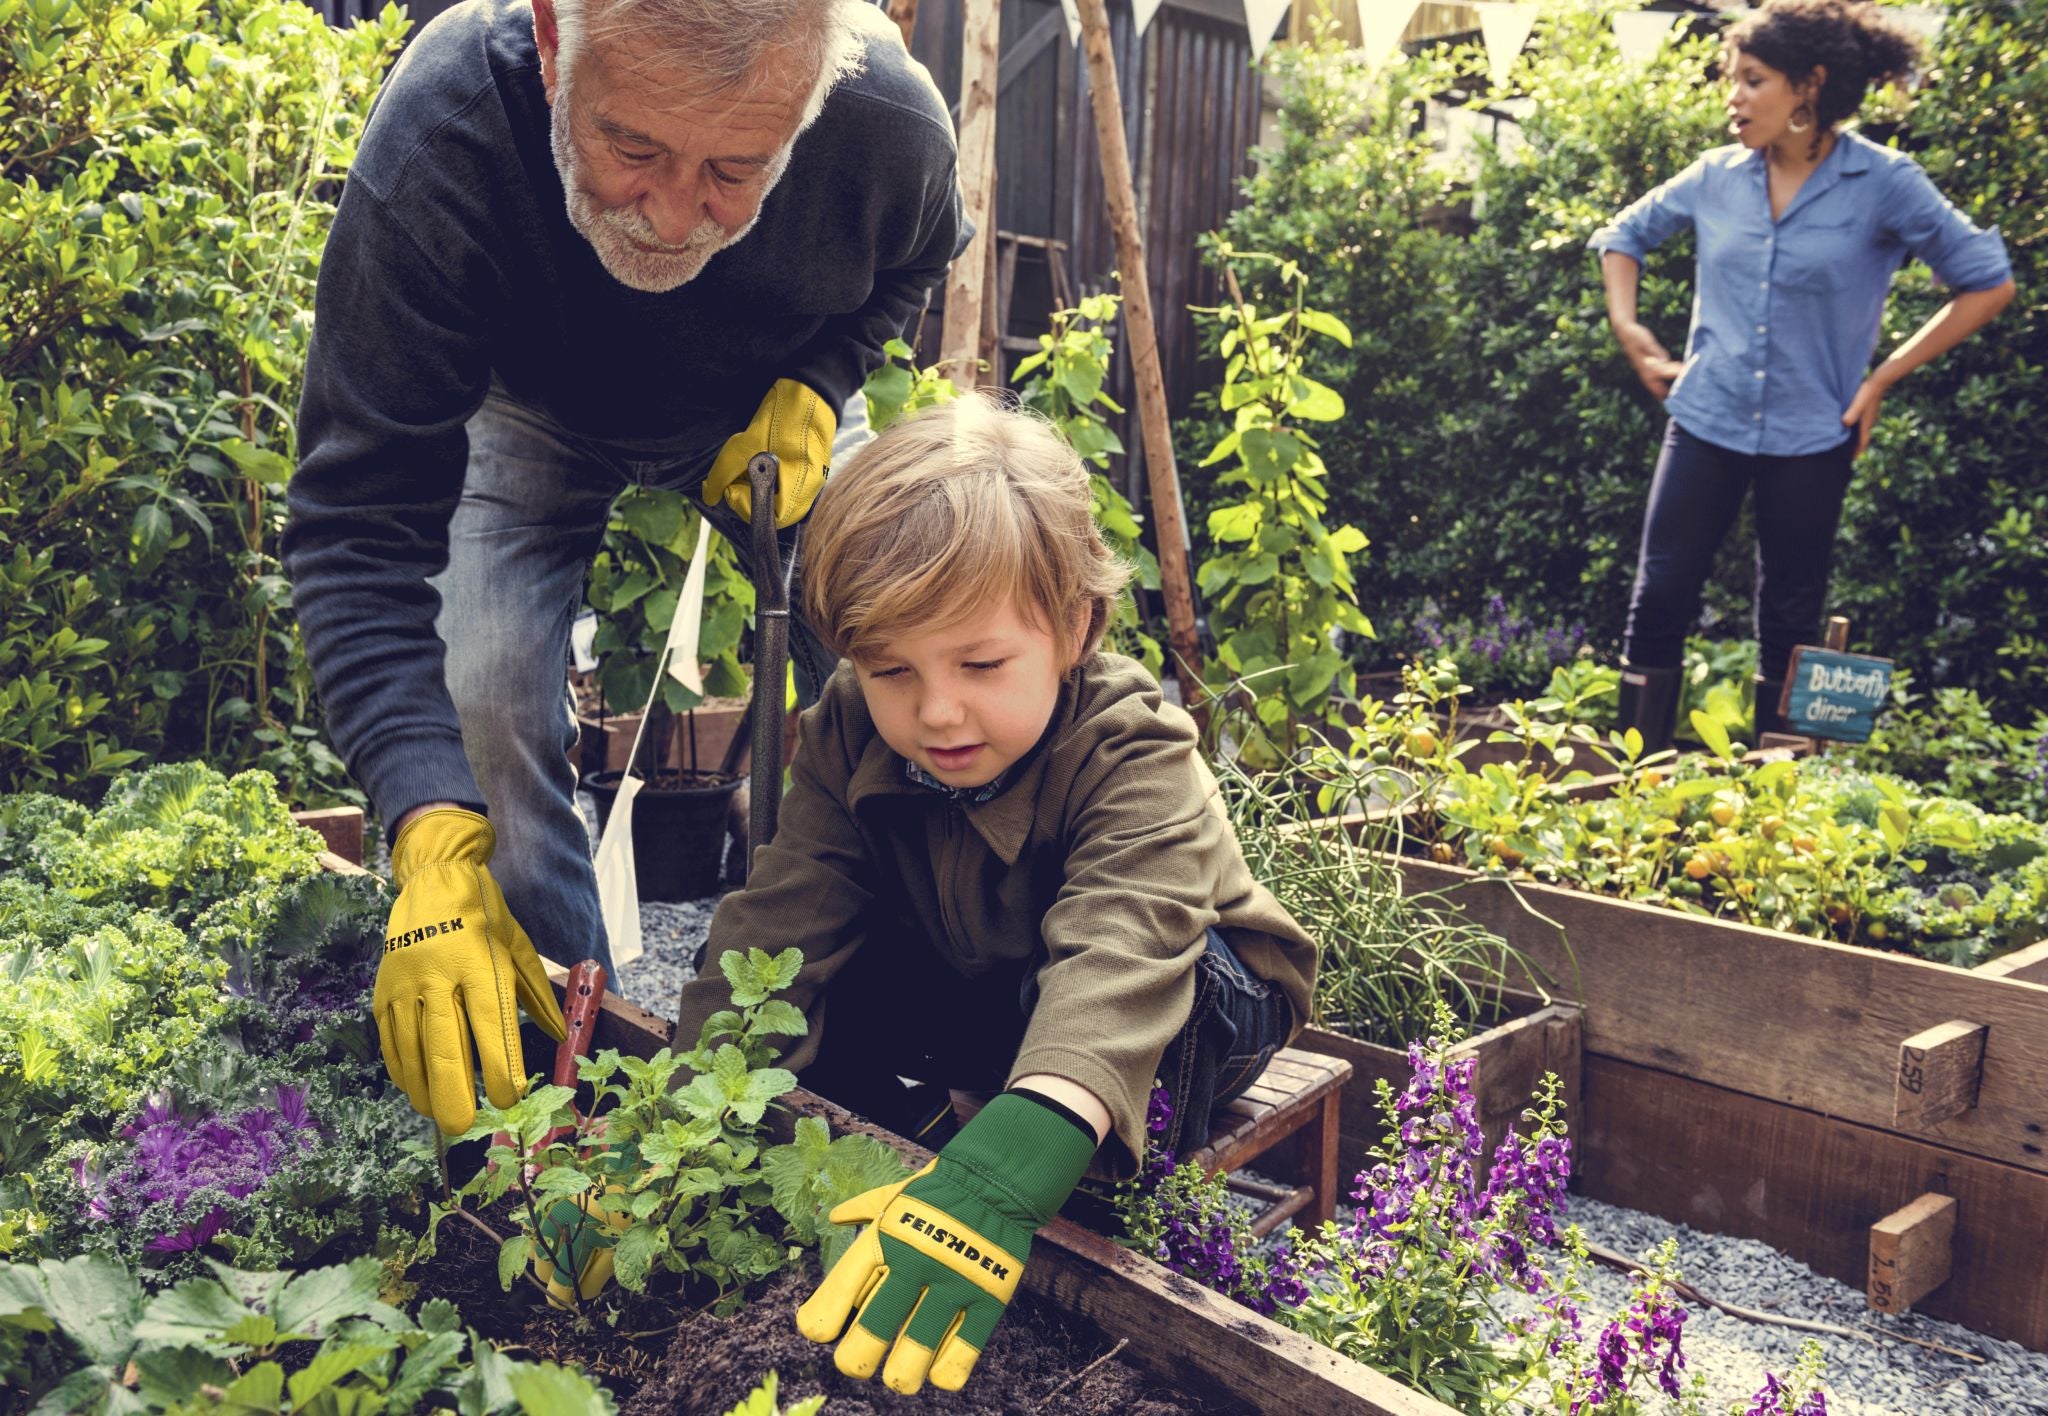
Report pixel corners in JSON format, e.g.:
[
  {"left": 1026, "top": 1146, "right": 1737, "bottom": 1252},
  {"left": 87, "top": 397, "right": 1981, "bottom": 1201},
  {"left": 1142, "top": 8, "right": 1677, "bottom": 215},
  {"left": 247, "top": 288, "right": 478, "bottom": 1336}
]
[{"left": 282, "top": 0, "right": 961, "bottom": 824}]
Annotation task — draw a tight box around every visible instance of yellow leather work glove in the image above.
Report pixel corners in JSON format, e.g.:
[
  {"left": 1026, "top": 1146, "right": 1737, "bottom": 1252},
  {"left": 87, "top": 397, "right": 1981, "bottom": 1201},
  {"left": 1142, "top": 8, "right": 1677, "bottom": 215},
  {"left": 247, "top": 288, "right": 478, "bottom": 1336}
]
[
  {"left": 701, "top": 378, "right": 836, "bottom": 528},
  {"left": 374, "top": 808, "right": 568, "bottom": 1135}
]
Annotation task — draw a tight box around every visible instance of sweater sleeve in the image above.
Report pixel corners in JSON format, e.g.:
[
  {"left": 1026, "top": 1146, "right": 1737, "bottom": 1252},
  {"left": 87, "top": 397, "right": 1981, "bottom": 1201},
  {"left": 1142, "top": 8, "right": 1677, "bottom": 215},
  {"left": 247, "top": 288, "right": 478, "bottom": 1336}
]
[
  {"left": 673, "top": 682, "right": 877, "bottom": 1065},
  {"left": 1008, "top": 704, "right": 1224, "bottom": 1176},
  {"left": 281, "top": 178, "right": 496, "bottom": 823},
  {"left": 784, "top": 157, "right": 964, "bottom": 411}
]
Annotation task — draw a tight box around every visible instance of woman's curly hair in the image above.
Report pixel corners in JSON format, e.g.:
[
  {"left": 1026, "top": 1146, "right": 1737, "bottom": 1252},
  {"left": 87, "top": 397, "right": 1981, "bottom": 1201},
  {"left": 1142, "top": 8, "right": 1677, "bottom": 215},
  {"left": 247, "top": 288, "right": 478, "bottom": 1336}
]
[{"left": 1724, "top": 0, "right": 1923, "bottom": 131}]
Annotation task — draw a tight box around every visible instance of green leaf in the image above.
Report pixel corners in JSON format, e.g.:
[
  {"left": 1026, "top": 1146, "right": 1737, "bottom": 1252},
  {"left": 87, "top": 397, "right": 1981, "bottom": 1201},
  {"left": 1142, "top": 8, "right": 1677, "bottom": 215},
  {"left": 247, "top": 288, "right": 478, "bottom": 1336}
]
[
  {"left": 1207, "top": 504, "right": 1261, "bottom": 543},
  {"left": 218, "top": 1361, "right": 286, "bottom": 1410},
  {"left": 511, "top": 1362, "right": 617, "bottom": 1415},
  {"left": 498, "top": 1235, "right": 533, "bottom": 1292},
  {"left": 7, "top": 1255, "right": 143, "bottom": 1367},
  {"left": 610, "top": 1223, "right": 664, "bottom": 1293},
  {"left": 286, "top": 1341, "right": 390, "bottom": 1405},
  {"left": 1689, "top": 709, "right": 1735, "bottom": 761},
  {"left": 272, "top": 1259, "right": 382, "bottom": 1339}
]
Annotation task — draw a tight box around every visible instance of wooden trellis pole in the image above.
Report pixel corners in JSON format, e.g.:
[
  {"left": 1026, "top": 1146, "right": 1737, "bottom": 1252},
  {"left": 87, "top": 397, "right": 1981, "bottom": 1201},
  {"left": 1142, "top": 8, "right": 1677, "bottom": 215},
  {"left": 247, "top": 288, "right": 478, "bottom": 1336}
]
[
  {"left": 887, "top": 0, "right": 919, "bottom": 49},
  {"left": 939, "top": 0, "right": 1000, "bottom": 383},
  {"left": 1072, "top": 0, "right": 1203, "bottom": 710}
]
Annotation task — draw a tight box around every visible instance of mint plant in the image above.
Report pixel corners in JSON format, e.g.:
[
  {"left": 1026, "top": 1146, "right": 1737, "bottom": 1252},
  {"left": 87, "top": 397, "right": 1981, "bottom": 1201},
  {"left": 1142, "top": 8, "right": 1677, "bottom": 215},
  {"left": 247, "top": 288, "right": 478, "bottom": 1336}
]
[{"left": 448, "top": 947, "right": 907, "bottom": 1316}]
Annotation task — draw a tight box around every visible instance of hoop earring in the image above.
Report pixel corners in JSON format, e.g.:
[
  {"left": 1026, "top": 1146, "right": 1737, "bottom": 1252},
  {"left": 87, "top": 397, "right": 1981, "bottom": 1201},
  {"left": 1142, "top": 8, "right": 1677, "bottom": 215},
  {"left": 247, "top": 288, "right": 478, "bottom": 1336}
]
[{"left": 1788, "top": 102, "right": 1813, "bottom": 134}]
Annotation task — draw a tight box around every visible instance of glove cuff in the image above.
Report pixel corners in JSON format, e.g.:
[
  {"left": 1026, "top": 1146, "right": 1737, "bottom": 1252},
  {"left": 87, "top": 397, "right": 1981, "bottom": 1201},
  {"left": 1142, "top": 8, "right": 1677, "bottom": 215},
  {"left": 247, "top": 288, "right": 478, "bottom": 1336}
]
[
  {"left": 390, "top": 807, "right": 495, "bottom": 884},
  {"left": 938, "top": 1092, "right": 1098, "bottom": 1225}
]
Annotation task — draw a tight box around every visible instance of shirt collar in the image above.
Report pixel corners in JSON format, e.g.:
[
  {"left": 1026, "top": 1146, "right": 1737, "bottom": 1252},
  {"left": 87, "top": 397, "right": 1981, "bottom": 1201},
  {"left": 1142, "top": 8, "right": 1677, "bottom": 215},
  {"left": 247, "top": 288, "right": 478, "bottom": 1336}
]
[
  {"left": 1748, "top": 129, "right": 1874, "bottom": 217},
  {"left": 844, "top": 671, "right": 1083, "bottom": 866}
]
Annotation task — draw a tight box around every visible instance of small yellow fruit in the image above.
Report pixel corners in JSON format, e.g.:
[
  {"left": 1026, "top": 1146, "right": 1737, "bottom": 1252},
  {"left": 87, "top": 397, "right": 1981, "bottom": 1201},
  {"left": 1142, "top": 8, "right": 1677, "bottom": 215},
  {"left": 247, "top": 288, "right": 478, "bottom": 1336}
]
[
  {"left": 1709, "top": 802, "right": 1738, "bottom": 828},
  {"left": 1407, "top": 728, "right": 1440, "bottom": 758},
  {"left": 1642, "top": 770, "right": 1665, "bottom": 788},
  {"left": 1868, "top": 921, "right": 1889, "bottom": 941},
  {"left": 1487, "top": 836, "right": 1525, "bottom": 866},
  {"left": 1684, "top": 856, "right": 1712, "bottom": 881},
  {"left": 1430, "top": 842, "right": 1457, "bottom": 865},
  {"left": 1792, "top": 834, "right": 1819, "bottom": 854},
  {"left": 1759, "top": 815, "right": 1784, "bottom": 839}
]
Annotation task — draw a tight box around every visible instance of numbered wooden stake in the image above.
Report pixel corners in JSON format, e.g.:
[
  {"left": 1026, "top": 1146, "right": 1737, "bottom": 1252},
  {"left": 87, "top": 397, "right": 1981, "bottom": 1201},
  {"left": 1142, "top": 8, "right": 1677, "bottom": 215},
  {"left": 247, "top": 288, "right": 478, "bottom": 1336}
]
[
  {"left": 1868, "top": 1192, "right": 1957, "bottom": 1314},
  {"left": 1893, "top": 1019, "right": 1988, "bottom": 1127}
]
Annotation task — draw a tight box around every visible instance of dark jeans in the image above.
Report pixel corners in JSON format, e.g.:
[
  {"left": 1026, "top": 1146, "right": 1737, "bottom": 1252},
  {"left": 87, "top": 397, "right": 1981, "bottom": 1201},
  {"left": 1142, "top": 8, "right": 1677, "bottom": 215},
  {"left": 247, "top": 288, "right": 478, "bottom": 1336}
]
[
  {"left": 1623, "top": 419, "right": 1857, "bottom": 681},
  {"left": 803, "top": 927, "right": 1292, "bottom": 1162}
]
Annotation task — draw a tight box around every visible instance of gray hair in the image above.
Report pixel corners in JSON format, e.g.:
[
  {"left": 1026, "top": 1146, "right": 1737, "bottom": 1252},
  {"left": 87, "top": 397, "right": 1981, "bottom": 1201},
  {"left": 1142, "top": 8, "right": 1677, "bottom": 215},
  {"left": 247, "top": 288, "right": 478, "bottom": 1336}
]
[{"left": 554, "top": 0, "right": 873, "bottom": 128}]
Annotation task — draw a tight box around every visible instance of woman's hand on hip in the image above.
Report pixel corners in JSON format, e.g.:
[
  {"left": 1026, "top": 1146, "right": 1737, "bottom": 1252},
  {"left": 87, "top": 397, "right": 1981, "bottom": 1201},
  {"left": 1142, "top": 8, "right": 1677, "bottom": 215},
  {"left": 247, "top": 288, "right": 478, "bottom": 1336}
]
[
  {"left": 1842, "top": 378, "right": 1887, "bottom": 457},
  {"left": 1615, "top": 322, "right": 1682, "bottom": 399}
]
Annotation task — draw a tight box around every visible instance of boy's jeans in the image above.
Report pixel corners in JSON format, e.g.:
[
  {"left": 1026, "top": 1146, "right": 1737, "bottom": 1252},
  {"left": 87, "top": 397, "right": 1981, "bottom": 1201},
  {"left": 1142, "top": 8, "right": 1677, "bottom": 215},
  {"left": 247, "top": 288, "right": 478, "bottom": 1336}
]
[
  {"left": 426, "top": 385, "right": 866, "bottom": 974},
  {"left": 804, "top": 927, "right": 1294, "bottom": 1164}
]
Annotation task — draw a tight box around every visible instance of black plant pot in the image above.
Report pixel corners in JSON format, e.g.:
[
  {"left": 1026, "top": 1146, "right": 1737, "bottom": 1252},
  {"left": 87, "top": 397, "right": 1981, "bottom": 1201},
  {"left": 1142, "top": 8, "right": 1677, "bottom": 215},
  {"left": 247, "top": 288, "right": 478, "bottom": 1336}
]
[{"left": 585, "top": 769, "right": 744, "bottom": 903}]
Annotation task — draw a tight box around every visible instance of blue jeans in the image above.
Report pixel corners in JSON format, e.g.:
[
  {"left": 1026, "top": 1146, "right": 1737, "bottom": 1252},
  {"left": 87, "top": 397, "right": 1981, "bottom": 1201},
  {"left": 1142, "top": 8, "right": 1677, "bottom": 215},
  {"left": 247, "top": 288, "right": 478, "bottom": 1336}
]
[
  {"left": 427, "top": 385, "right": 869, "bottom": 971},
  {"left": 1623, "top": 418, "right": 1857, "bottom": 680}
]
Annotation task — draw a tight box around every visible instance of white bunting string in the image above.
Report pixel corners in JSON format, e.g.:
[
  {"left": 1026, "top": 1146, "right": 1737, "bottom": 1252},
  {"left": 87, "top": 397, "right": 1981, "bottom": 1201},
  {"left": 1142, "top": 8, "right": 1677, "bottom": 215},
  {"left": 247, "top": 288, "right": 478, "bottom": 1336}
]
[{"left": 1472, "top": 1, "right": 1539, "bottom": 91}]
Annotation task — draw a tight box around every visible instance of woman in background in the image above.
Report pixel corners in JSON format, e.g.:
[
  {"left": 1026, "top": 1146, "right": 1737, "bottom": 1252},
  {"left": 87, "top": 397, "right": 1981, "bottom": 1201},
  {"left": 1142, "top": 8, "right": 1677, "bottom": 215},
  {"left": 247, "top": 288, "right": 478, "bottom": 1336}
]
[{"left": 1592, "top": 0, "right": 2013, "bottom": 748}]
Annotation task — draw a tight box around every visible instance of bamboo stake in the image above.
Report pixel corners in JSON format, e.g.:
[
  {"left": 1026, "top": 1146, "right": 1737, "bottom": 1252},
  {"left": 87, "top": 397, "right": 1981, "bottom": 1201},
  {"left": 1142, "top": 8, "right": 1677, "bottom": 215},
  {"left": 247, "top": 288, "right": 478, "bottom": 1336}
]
[
  {"left": 939, "top": 0, "right": 1000, "bottom": 383},
  {"left": 888, "top": 0, "right": 919, "bottom": 50},
  {"left": 1072, "top": 0, "right": 1203, "bottom": 710}
]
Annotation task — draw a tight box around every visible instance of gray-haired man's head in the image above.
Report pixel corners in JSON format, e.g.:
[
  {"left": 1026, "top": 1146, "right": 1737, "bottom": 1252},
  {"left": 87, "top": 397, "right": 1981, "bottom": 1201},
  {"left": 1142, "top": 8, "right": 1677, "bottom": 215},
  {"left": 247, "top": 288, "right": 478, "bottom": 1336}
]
[{"left": 534, "top": 0, "right": 872, "bottom": 291}]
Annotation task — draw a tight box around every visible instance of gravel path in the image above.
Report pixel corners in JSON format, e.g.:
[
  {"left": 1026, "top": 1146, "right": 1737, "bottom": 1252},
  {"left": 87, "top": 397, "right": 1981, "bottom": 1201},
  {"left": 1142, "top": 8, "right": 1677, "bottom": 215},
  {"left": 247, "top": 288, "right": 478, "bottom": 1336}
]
[{"left": 1541, "top": 1195, "right": 2048, "bottom": 1414}]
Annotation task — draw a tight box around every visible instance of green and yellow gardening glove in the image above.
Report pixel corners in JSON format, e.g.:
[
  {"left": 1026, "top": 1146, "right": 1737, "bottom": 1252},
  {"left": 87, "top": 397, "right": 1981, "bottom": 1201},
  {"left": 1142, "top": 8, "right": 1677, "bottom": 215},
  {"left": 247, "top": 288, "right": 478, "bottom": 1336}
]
[
  {"left": 796, "top": 1092, "right": 1098, "bottom": 1395},
  {"left": 533, "top": 1179, "right": 632, "bottom": 1307},
  {"left": 701, "top": 378, "right": 836, "bottom": 528},
  {"left": 374, "top": 808, "right": 568, "bottom": 1135}
]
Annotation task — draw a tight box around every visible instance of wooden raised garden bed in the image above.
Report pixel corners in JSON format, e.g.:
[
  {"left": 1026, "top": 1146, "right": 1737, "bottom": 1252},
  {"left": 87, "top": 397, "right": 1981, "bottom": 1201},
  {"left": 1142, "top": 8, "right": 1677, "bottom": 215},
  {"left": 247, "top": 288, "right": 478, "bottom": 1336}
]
[
  {"left": 535, "top": 963, "right": 1459, "bottom": 1416},
  {"left": 1391, "top": 856, "right": 2048, "bottom": 1353}
]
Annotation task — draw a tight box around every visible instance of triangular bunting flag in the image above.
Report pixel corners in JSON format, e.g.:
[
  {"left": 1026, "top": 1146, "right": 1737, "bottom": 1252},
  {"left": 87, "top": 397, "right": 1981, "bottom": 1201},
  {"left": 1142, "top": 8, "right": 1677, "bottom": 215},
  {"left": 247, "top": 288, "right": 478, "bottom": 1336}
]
[
  {"left": 1611, "top": 9, "right": 1679, "bottom": 67},
  {"left": 1473, "top": 2, "right": 1538, "bottom": 91},
  {"left": 1244, "top": 0, "right": 1292, "bottom": 63},
  {"left": 1134, "top": 0, "right": 1163, "bottom": 38},
  {"left": 1358, "top": 0, "right": 1422, "bottom": 72},
  {"left": 1060, "top": 0, "right": 1082, "bottom": 46}
]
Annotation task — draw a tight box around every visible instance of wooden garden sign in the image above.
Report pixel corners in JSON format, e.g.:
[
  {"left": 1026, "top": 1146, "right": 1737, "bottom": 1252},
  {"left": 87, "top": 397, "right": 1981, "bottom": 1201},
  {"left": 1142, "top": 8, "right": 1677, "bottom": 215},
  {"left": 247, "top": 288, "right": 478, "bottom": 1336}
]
[{"left": 1779, "top": 645, "right": 1893, "bottom": 743}]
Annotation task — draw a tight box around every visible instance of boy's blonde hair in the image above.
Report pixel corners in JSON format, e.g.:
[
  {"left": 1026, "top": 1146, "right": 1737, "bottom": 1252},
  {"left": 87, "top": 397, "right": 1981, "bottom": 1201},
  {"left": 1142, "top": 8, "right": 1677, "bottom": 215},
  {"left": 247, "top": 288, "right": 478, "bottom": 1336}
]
[{"left": 801, "top": 393, "right": 1132, "bottom": 665}]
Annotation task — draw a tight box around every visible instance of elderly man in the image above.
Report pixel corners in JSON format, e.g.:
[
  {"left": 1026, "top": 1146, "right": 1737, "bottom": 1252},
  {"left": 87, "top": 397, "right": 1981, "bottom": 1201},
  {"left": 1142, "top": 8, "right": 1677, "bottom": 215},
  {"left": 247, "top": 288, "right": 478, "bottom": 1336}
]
[{"left": 282, "top": 0, "right": 962, "bottom": 1137}]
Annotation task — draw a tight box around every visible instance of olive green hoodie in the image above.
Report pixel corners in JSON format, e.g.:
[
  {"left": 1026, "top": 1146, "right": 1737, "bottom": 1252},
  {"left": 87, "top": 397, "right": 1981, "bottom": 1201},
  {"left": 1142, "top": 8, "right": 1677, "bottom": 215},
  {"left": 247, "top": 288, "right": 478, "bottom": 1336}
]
[{"left": 673, "top": 653, "right": 1317, "bottom": 1174}]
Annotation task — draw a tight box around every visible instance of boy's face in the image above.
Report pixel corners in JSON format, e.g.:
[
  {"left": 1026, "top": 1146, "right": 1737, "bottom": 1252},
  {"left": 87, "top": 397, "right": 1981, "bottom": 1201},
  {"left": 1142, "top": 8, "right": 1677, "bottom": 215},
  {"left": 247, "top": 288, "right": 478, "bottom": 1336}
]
[{"left": 855, "top": 596, "right": 1082, "bottom": 789}]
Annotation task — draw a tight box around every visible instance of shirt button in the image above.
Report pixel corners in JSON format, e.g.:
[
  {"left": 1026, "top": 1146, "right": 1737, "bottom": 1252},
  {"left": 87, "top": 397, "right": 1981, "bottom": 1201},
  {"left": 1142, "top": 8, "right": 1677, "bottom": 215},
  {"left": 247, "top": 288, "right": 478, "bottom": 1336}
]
[
  {"left": 1760, "top": 280, "right": 1769, "bottom": 290},
  {"left": 1757, "top": 324, "right": 1767, "bottom": 334},
  {"left": 1753, "top": 411, "right": 1763, "bottom": 421},
  {"left": 1755, "top": 369, "right": 1766, "bottom": 379}
]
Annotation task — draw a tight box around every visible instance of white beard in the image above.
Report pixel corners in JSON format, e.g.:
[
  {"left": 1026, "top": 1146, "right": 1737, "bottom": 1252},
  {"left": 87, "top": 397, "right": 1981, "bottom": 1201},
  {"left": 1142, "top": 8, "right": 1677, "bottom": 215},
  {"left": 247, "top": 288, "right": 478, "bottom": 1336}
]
[{"left": 549, "top": 76, "right": 787, "bottom": 293}]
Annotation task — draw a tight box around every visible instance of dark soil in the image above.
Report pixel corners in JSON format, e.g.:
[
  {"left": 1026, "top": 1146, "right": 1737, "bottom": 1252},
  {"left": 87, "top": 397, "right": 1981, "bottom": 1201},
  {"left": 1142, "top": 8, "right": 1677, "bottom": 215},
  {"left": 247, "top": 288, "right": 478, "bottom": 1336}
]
[
  {"left": 414, "top": 1208, "right": 1248, "bottom": 1414},
  {"left": 624, "top": 1267, "right": 1252, "bottom": 1416}
]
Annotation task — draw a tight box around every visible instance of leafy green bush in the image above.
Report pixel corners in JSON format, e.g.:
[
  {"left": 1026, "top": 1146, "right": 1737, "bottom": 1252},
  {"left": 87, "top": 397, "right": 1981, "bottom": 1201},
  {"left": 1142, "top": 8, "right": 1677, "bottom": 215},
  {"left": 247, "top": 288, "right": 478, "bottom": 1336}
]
[
  {"left": 0, "top": 0, "right": 405, "bottom": 801},
  {"left": 1210, "top": 0, "right": 2045, "bottom": 719}
]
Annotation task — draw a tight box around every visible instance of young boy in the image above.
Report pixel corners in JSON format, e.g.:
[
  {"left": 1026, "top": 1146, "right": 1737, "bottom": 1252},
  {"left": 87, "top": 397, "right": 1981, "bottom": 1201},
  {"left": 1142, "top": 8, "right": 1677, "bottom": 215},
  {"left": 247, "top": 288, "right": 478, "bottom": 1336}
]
[{"left": 673, "top": 393, "right": 1317, "bottom": 1395}]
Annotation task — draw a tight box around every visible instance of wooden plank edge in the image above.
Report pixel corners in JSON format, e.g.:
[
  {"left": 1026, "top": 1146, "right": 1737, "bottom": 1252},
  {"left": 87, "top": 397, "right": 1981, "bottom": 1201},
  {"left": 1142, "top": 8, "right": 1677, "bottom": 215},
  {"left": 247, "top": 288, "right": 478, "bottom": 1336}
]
[
  {"left": 538, "top": 959, "right": 1458, "bottom": 1415},
  {"left": 292, "top": 805, "right": 366, "bottom": 866},
  {"left": 1976, "top": 939, "right": 2048, "bottom": 986}
]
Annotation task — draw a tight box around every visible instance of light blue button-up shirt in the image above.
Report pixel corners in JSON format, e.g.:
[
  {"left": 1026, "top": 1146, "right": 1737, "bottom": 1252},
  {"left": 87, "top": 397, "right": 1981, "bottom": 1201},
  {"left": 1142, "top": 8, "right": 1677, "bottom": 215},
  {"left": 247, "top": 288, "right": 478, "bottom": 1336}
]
[{"left": 1590, "top": 131, "right": 2011, "bottom": 456}]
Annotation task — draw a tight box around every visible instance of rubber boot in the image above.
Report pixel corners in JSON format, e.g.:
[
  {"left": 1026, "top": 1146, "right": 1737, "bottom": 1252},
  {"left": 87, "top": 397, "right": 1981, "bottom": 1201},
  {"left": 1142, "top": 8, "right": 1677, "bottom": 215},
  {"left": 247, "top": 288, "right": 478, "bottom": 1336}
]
[
  {"left": 1617, "top": 662, "right": 1682, "bottom": 755},
  {"left": 1754, "top": 674, "right": 1795, "bottom": 739}
]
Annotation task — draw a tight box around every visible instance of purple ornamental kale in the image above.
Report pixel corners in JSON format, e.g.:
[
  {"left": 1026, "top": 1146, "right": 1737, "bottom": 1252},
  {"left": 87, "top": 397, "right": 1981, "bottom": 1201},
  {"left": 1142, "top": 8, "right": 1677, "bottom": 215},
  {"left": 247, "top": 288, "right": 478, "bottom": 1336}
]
[{"left": 78, "top": 1086, "right": 320, "bottom": 1253}]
